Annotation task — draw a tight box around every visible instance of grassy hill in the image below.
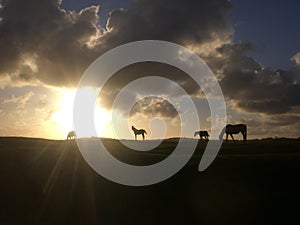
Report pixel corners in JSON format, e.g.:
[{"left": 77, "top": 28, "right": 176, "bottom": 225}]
[{"left": 0, "top": 137, "right": 300, "bottom": 225}]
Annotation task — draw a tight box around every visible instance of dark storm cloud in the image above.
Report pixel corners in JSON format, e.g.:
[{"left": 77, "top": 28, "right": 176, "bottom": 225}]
[
  {"left": 130, "top": 97, "right": 178, "bottom": 119},
  {"left": 102, "top": 0, "right": 232, "bottom": 48},
  {"left": 214, "top": 42, "right": 300, "bottom": 114},
  {"left": 1, "top": 0, "right": 300, "bottom": 118},
  {"left": 97, "top": 62, "right": 202, "bottom": 111},
  {"left": 0, "top": 0, "right": 233, "bottom": 88},
  {"left": 0, "top": 0, "right": 101, "bottom": 87},
  {"left": 266, "top": 114, "right": 300, "bottom": 127},
  {"left": 99, "top": 0, "right": 300, "bottom": 116}
]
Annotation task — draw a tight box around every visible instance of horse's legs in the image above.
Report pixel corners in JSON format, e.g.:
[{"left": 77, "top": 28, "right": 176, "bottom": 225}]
[
  {"left": 243, "top": 126, "right": 247, "bottom": 142},
  {"left": 142, "top": 133, "right": 145, "bottom": 140},
  {"left": 242, "top": 131, "right": 247, "bottom": 142},
  {"left": 230, "top": 133, "right": 235, "bottom": 141},
  {"left": 225, "top": 133, "right": 228, "bottom": 142},
  {"left": 135, "top": 134, "right": 137, "bottom": 140}
]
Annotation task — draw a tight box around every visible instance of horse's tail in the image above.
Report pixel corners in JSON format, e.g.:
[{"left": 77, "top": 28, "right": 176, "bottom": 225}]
[{"left": 219, "top": 126, "right": 226, "bottom": 140}]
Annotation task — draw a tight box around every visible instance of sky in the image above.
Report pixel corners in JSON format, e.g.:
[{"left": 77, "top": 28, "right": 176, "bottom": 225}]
[{"left": 0, "top": 0, "right": 299, "bottom": 140}]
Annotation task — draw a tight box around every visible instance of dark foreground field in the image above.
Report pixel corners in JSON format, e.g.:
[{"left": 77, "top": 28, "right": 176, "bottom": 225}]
[{"left": 0, "top": 137, "right": 300, "bottom": 225}]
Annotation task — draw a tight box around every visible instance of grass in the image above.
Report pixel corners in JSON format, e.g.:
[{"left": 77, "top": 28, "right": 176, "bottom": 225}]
[{"left": 0, "top": 137, "right": 299, "bottom": 225}]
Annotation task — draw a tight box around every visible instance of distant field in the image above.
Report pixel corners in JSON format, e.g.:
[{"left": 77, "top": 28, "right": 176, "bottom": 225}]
[{"left": 0, "top": 137, "right": 300, "bottom": 225}]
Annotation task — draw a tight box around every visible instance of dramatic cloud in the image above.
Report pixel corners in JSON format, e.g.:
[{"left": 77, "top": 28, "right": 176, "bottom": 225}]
[
  {"left": 98, "top": 0, "right": 300, "bottom": 117},
  {"left": 0, "top": 0, "right": 102, "bottom": 87},
  {"left": 1, "top": 0, "right": 300, "bottom": 126},
  {"left": 130, "top": 97, "right": 178, "bottom": 119},
  {"left": 102, "top": 0, "right": 232, "bottom": 49},
  {"left": 0, "top": 0, "right": 233, "bottom": 87},
  {"left": 211, "top": 42, "right": 300, "bottom": 115},
  {"left": 97, "top": 62, "right": 202, "bottom": 113}
]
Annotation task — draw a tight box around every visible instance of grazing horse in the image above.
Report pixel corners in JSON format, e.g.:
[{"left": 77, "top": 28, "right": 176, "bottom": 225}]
[
  {"left": 132, "top": 126, "right": 147, "bottom": 140},
  {"left": 194, "top": 130, "right": 209, "bottom": 140},
  {"left": 219, "top": 124, "right": 247, "bottom": 142},
  {"left": 67, "top": 131, "right": 76, "bottom": 140}
]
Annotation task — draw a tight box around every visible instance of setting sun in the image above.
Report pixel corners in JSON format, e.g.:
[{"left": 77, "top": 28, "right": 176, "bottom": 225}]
[
  {"left": 51, "top": 89, "right": 75, "bottom": 134},
  {"left": 51, "top": 88, "right": 112, "bottom": 138}
]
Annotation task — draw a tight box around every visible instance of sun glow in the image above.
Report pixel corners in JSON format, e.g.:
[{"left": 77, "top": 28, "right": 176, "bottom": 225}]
[{"left": 51, "top": 88, "right": 113, "bottom": 139}]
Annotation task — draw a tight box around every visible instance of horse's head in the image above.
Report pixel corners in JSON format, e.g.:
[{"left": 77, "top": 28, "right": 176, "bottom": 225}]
[
  {"left": 132, "top": 126, "right": 135, "bottom": 130},
  {"left": 194, "top": 132, "right": 197, "bottom": 137}
]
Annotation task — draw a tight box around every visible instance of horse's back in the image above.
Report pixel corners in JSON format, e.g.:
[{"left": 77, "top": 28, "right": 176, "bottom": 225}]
[
  {"left": 133, "top": 128, "right": 147, "bottom": 134},
  {"left": 141, "top": 129, "right": 147, "bottom": 134},
  {"left": 200, "top": 131, "right": 208, "bottom": 136},
  {"left": 226, "top": 124, "right": 247, "bottom": 133},
  {"left": 237, "top": 124, "right": 247, "bottom": 131}
]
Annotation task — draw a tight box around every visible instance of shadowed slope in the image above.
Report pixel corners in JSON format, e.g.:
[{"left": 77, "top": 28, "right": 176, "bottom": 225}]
[{"left": 0, "top": 137, "right": 300, "bottom": 225}]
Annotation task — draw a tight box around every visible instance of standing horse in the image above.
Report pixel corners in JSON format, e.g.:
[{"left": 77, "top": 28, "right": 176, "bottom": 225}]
[
  {"left": 132, "top": 126, "right": 147, "bottom": 140},
  {"left": 67, "top": 131, "right": 76, "bottom": 140},
  {"left": 194, "top": 130, "right": 209, "bottom": 140},
  {"left": 219, "top": 124, "right": 247, "bottom": 142}
]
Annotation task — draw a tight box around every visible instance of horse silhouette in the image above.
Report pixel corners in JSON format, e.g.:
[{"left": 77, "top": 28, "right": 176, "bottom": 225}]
[
  {"left": 67, "top": 131, "right": 76, "bottom": 140},
  {"left": 132, "top": 126, "right": 147, "bottom": 140},
  {"left": 219, "top": 124, "right": 247, "bottom": 142},
  {"left": 194, "top": 130, "right": 209, "bottom": 140}
]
